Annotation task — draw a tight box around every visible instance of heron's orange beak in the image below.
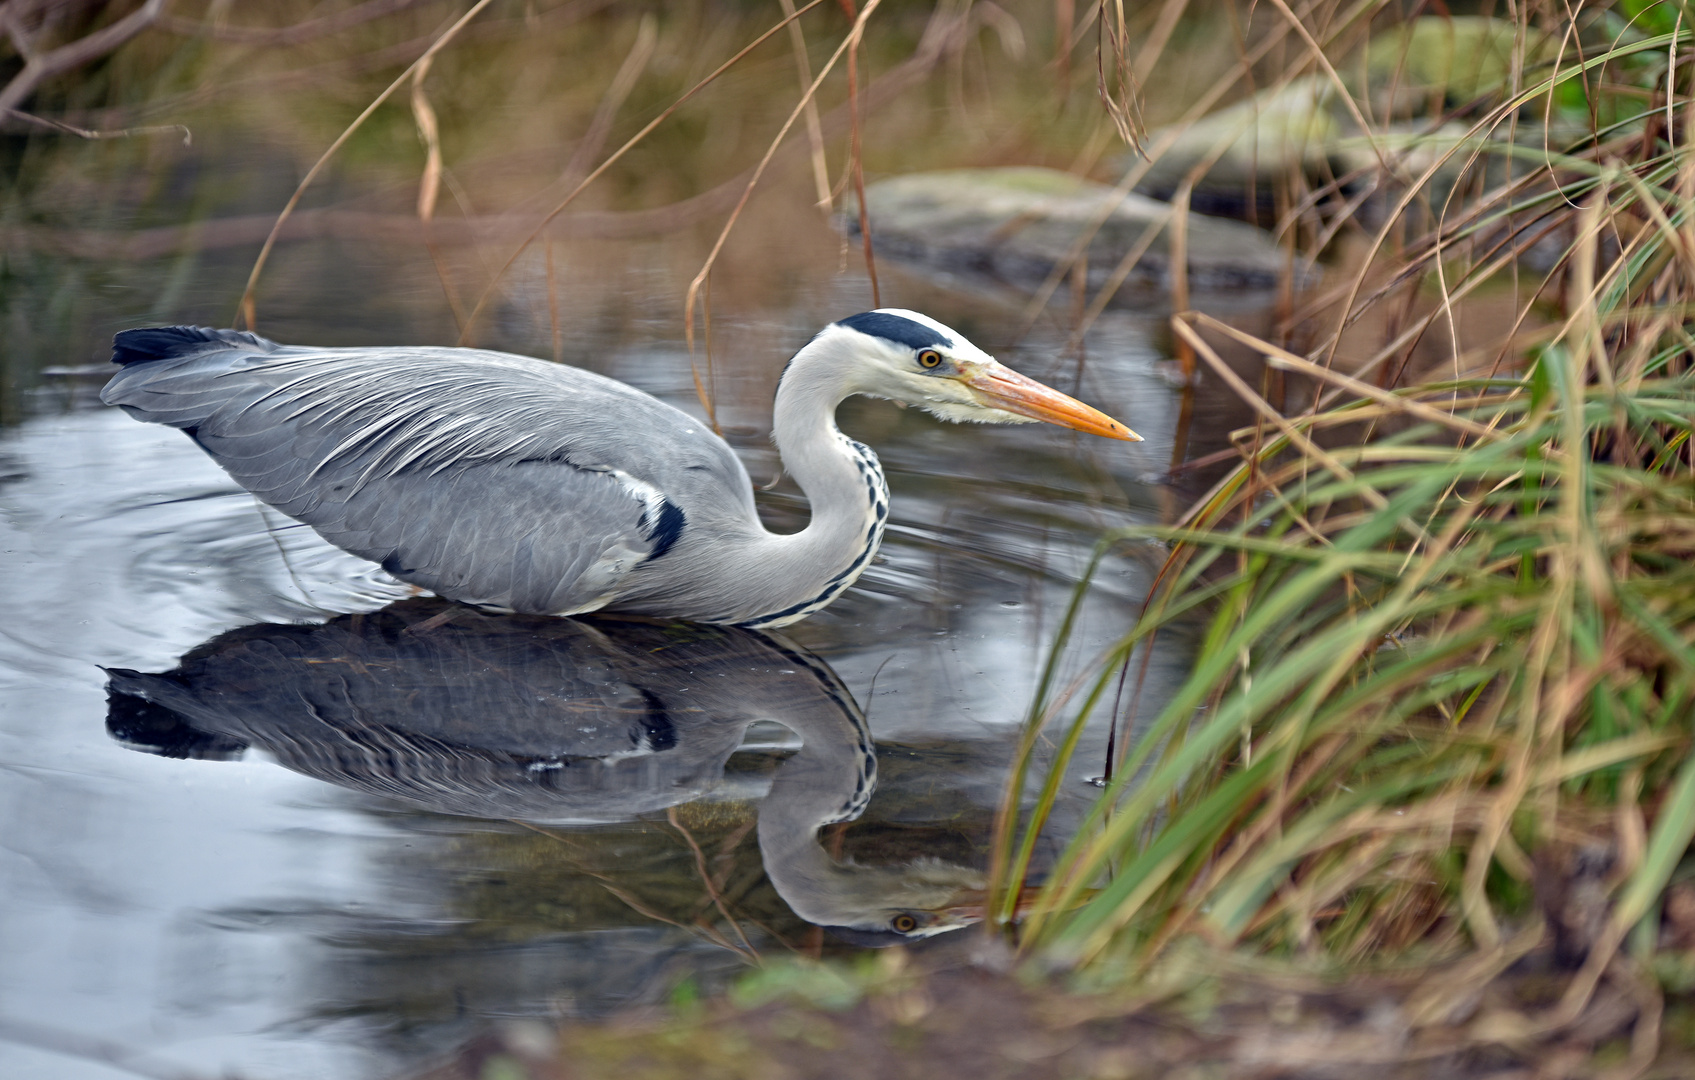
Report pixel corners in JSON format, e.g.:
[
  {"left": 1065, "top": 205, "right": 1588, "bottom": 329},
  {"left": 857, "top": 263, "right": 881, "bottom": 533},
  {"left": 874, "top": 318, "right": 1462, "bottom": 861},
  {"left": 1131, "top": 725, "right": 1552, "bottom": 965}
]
[{"left": 963, "top": 362, "right": 1142, "bottom": 442}]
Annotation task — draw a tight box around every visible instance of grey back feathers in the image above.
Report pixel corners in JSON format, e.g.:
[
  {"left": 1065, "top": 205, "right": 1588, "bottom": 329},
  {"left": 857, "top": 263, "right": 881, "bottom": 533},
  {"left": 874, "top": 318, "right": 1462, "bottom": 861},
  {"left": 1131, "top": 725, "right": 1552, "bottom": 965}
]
[{"left": 104, "top": 327, "right": 757, "bottom": 618}]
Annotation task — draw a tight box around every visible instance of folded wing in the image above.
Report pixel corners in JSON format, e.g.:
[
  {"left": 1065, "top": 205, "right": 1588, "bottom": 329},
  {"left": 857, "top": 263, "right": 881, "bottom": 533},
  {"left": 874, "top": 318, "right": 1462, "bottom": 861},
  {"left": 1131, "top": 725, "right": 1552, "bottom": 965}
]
[{"left": 102, "top": 334, "right": 752, "bottom": 614}]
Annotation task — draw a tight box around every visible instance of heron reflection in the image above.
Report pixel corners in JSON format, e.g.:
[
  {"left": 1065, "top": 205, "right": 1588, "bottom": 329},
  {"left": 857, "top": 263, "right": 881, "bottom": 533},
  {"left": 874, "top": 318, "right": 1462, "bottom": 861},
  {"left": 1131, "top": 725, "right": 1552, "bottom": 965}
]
[{"left": 104, "top": 600, "right": 992, "bottom": 943}]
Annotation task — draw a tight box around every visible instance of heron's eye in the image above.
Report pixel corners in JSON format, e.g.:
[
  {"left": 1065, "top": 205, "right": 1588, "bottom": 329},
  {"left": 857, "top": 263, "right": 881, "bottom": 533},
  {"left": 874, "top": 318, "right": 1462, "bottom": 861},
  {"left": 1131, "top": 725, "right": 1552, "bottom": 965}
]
[
  {"left": 916, "top": 349, "right": 942, "bottom": 369},
  {"left": 891, "top": 913, "right": 919, "bottom": 933}
]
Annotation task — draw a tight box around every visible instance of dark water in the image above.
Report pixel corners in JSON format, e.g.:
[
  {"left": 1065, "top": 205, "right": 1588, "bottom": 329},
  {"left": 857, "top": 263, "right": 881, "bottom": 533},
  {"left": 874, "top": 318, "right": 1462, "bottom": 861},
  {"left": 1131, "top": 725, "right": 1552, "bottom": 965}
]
[{"left": 0, "top": 201, "right": 1200, "bottom": 1077}]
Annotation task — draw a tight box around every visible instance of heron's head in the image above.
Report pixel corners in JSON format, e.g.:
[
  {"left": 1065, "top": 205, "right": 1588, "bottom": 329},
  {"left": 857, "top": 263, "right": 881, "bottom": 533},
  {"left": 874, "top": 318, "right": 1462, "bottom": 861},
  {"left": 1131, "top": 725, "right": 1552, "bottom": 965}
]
[
  {"left": 797, "top": 857, "right": 1038, "bottom": 947},
  {"left": 821, "top": 309, "right": 1141, "bottom": 442}
]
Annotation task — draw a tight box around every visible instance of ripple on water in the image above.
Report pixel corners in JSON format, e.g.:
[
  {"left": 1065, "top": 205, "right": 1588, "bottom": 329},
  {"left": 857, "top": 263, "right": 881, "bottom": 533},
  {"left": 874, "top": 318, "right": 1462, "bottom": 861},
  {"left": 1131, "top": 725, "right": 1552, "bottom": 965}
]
[{"left": 0, "top": 367, "right": 1181, "bottom": 1079}]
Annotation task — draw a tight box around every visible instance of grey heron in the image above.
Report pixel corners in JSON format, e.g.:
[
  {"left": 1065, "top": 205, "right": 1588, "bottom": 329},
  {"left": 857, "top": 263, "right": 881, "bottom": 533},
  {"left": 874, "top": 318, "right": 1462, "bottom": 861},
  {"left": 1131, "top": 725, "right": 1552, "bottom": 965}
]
[
  {"left": 106, "top": 600, "right": 1007, "bottom": 942},
  {"left": 101, "top": 309, "right": 1138, "bottom": 626}
]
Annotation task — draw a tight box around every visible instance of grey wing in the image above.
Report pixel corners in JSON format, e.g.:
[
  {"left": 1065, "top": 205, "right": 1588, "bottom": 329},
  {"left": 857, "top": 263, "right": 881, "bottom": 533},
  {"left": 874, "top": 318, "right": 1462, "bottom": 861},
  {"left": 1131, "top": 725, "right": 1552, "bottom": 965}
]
[
  {"left": 311, "top": 459, "right": 665, "bottom": 612},
  {"left": 101, "top": 340, "right": 755, "bottom": 613}
]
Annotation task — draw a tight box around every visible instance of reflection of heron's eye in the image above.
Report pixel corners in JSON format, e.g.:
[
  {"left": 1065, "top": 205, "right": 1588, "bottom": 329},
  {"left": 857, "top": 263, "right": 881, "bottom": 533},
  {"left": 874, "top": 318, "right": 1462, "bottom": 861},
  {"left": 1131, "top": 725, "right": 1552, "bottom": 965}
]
[
  {"left": 891, "top": 913, "right": 919, "bottom": 933},
  {"left": 917, "top": 350, "right": 942, "bottom": 369}
]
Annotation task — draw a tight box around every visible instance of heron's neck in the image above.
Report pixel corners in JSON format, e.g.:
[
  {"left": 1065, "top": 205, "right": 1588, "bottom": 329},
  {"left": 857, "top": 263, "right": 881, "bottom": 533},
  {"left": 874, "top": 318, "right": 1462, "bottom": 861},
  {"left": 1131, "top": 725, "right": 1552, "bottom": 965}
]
[
  {"left": 754, "top": 653, "right": 881, "bottom": 923},
  {"left": 738, "top": 339, "right": 889, "bottom": 628}
]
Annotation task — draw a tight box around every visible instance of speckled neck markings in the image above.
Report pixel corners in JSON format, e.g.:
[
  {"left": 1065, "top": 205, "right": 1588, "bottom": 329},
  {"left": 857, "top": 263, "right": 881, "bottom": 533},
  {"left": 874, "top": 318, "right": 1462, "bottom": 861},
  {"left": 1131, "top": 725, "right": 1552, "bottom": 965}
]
[
  {"left": 739, "top": 436, "right": 889, "bottom": 630},
  {"left": 759, "top": 633, "right": 878, "bottom": 824}
]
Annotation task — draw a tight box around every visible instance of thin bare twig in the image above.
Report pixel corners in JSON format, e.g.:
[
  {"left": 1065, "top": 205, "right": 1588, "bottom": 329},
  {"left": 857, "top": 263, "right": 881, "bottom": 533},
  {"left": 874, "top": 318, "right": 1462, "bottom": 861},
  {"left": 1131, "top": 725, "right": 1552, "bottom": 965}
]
[
  {"left": 1187, "top": 312, "right": 1506, "bottom": 442},
  {"left": 779, "top": 0, "right": 833, "bottom": 210},
  {"left": 669, "top": 805, "right": 760, "bottom": 958},
  {"left": 455, "top": 0, "right": 828, "bottom": 348},
  {"left": 1, "top": 105, "right": 188, "bottom": 143},
  {"left": 1171, "top": 315, "right": 1388, "bottom": 511},
  {"left": 411, "top": 53, "right": 468, "bottom": 331},
  {"left": 846, "top": 1, "right": 880, "bottom": 306},
  {"left": 155, "top": 0, "right": 422, "bottom": 47},
  {"left": 0, "top": 0, "right": 169, "bottom": 115},
  {"left": 515, "top": 821, "right": 759, "bottom": 962},
  {"left": 1095, "top": 0, "right": 1145, "bottom": 153},
  {"left": 682, "top": 0, "right": 892, "bottom": 421},
  {"left": 556, "top": 14, "right": 658, "bottom": 193},
  {"left": 235, "top": 0, "right": 500, "bottom": 331}
]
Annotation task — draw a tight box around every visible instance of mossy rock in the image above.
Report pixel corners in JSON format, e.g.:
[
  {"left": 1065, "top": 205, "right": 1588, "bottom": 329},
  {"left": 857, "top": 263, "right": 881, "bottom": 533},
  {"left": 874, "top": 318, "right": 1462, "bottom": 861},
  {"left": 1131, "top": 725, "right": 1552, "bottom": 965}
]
[
  {"left": 847, "top": 166, "right": 1294, "bottom": 295},
  {"left": 1135, "top": 75, "right": 1341, "bottom": 197},
  {"left": 1131, "top": 17, "right": 1561, "bottom": 216},
  {"left": 1365, "top": 15, "right": 1556, "bottom": 113}
]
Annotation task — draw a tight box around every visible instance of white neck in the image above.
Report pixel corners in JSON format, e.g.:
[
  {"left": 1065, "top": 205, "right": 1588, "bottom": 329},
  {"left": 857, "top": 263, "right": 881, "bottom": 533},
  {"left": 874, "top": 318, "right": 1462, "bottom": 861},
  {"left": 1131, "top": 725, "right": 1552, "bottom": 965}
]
[
  {"left": 723, "top": 332, "right": 891, "bottom": 628},
  {"left": 753, "top": 645, "right": 881, "bottom": 923}
]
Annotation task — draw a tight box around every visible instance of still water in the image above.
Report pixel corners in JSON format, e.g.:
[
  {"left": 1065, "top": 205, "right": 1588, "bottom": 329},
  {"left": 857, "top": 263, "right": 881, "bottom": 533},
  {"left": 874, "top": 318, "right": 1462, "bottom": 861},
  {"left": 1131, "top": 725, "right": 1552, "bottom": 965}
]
[{"left": 0, "top": 240, "right": 1190, "bottom": 1077}]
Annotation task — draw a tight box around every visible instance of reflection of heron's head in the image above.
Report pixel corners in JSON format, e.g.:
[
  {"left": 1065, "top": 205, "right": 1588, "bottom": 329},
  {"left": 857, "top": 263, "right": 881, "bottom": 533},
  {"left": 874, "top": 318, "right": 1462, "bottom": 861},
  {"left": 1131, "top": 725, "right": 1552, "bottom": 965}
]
[{"left": 771, "top": 855, "right": 993, "bottom": 947}]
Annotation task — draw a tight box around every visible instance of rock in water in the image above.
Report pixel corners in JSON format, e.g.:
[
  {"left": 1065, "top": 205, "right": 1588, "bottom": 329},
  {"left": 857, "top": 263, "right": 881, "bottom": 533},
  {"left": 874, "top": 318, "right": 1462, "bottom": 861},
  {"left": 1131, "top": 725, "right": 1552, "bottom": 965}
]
[
  {"left": 1130, "top": 17, "right": 1564, "bottom": 219},
  {"left": 845, "top": 166, "right": 1296, "bottom": 297},
  {"left": 1135, "top": 75, "right": 1342, "bottom": 207}
]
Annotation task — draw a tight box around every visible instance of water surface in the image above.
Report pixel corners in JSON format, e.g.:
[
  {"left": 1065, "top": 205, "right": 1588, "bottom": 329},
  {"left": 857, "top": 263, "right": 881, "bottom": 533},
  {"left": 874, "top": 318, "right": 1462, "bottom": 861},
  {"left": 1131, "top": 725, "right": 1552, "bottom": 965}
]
[{"left": 1, "top": 240, "right": 1191, "bottom": 1078}]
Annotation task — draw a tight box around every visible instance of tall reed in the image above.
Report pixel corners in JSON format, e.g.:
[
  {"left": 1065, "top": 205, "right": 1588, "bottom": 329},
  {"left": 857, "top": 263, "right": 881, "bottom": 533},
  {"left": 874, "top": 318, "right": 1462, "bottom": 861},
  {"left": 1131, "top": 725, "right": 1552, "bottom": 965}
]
[{"left": 993, "top": 12, "right": 1695, "bottom": 1043}]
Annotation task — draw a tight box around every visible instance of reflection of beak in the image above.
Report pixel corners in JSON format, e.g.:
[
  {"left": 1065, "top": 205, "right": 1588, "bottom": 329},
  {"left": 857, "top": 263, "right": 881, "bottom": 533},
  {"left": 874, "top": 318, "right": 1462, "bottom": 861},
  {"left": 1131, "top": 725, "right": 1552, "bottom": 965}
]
[
  {"left": 962, "top": 362, "right": 1142, "bottom": 442},
  {"left": 941, "top": 883, "right": 1046, "bottom": 925}
]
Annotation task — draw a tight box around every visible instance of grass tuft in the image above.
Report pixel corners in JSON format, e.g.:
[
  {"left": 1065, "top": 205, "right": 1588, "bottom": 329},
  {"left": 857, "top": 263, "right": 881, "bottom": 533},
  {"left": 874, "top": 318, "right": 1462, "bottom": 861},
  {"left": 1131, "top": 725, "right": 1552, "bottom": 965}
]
[{"left": 995, "top": 7, "right": 1695, "bottom": 1067}]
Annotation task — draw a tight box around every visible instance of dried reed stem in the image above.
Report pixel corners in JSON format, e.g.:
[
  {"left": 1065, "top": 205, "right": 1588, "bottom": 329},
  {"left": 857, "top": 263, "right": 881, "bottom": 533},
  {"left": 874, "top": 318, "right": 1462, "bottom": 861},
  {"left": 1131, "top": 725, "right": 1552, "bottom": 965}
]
[{"left": 235, "top": 0, "right": 499, "bottom": 331}]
